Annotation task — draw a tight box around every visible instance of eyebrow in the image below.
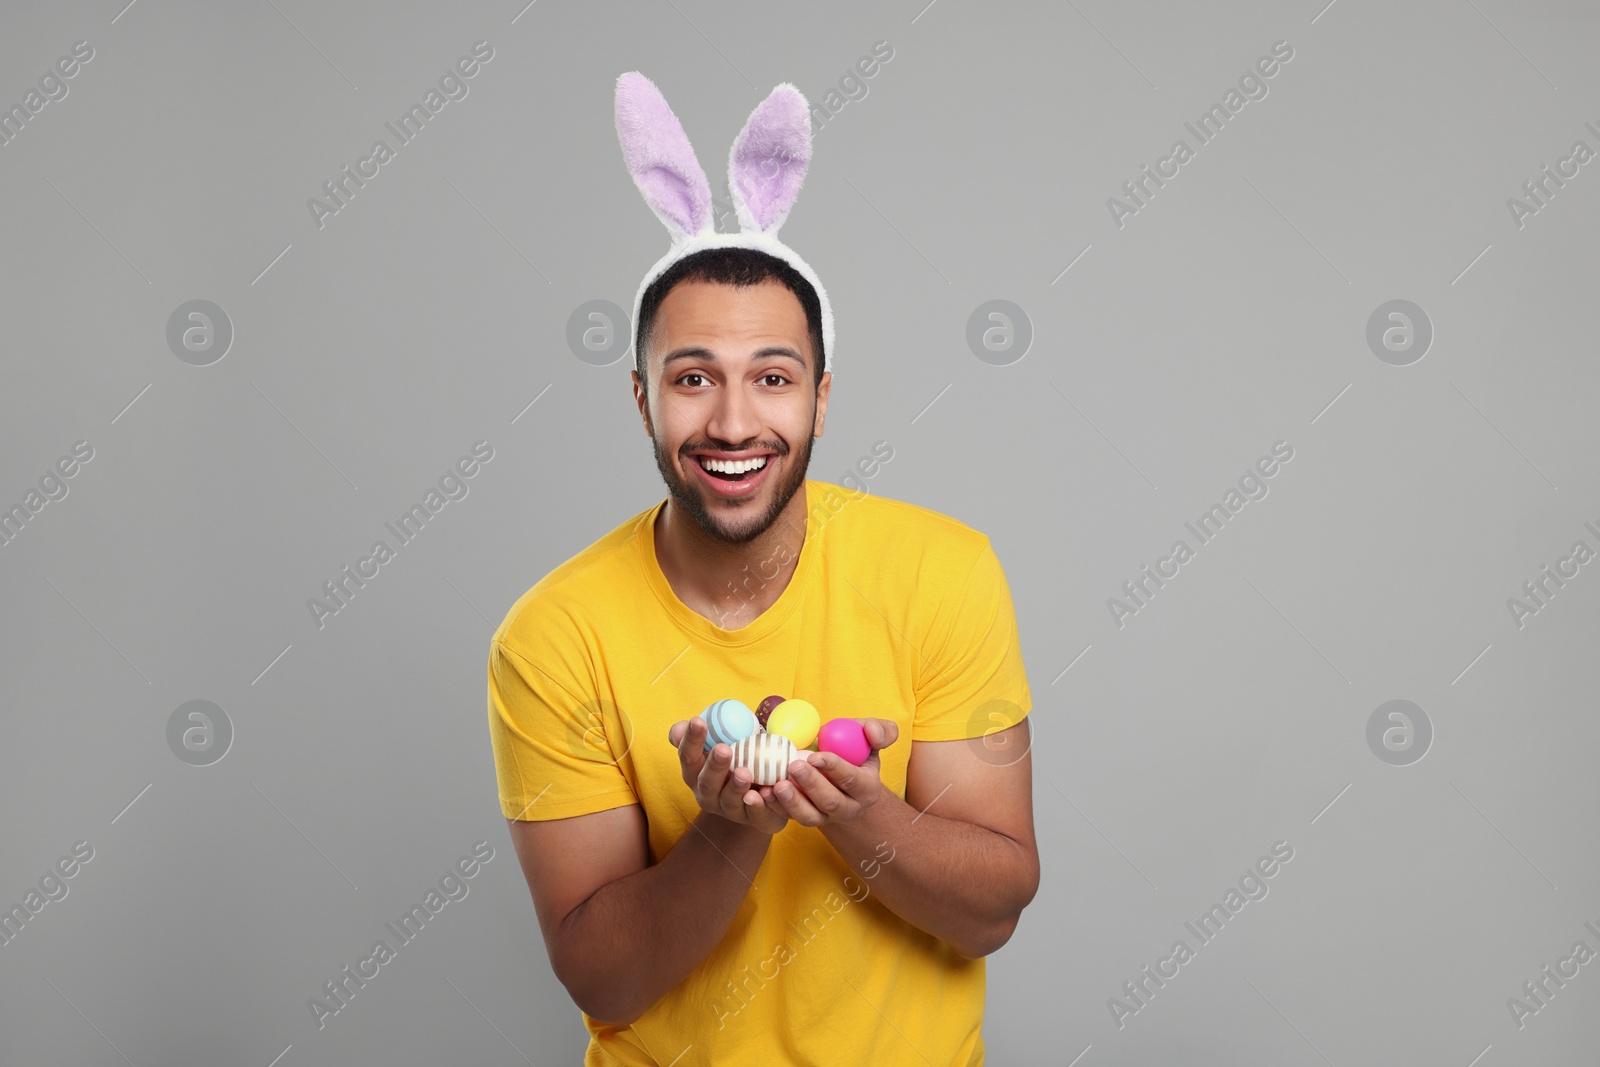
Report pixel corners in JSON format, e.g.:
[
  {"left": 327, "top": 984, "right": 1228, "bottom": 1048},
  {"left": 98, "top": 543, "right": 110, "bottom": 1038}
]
[{"left": 660, "top": 345, "right": 807, "bottom": 371}]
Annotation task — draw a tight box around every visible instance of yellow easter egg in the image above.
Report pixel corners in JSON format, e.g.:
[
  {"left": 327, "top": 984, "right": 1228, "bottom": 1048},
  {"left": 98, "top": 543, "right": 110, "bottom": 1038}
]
[{"left": 766, "top": 698, "right": 820, "bottom": 750}]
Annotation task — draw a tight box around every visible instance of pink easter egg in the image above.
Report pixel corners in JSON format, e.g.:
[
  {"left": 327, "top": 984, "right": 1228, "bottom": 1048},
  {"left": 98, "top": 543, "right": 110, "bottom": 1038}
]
[{"left": 817, "top": 718, "right": 870, "bottom": 766}]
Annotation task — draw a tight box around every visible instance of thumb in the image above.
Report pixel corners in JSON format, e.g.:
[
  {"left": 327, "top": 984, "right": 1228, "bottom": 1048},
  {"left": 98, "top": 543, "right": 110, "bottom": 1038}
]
[{"left": 866, "top": 718, "right": 899, "bottom": 751}]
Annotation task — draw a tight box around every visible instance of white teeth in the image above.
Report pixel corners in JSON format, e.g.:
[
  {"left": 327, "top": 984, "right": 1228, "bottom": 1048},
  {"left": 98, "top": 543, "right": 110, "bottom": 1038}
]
[{"left": 699, "top": 455, "right": 769, "bottom": 474}]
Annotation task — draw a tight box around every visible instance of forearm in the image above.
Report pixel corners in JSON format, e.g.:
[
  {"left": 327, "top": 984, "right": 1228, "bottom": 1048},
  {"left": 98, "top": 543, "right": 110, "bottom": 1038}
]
[
  {"left": 554, "top": 812, "right": 769, "bottom": 1024},
  {"left": 822, "top": 792, "right": 1036, "bottom": 958}
]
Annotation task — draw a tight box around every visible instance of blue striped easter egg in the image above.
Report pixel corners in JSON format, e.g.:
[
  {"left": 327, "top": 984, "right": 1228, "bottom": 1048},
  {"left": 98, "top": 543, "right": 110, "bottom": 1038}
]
[{"left": 702, "top": 698, "right": 757, "bottom": 752}]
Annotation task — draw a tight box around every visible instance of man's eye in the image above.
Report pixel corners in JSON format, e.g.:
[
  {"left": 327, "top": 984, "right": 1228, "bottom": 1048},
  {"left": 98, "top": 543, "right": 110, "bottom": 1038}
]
[
  {"left": 763, "top": 374, "right": 790, "bottom": 386},
  {"left": 677, "top": 373, "right": 706, "bottom": 387}
]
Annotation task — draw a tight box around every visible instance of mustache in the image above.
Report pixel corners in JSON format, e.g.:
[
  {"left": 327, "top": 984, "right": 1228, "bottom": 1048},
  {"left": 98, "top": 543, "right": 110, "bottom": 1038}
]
[{"left": 682, "top": 443, "right": 787, "bottom": 457}]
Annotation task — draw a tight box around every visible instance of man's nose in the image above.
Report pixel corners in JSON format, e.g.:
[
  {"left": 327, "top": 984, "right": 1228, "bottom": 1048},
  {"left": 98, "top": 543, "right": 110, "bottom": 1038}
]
[{"left": 705, "top": 382, "right": 760, "bottom": 444}]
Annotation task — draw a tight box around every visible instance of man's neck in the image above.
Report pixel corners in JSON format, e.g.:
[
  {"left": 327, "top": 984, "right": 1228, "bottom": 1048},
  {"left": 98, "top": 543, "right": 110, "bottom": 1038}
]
[{"left": 653, "top": 483, "right": 809, "bottom": 631}]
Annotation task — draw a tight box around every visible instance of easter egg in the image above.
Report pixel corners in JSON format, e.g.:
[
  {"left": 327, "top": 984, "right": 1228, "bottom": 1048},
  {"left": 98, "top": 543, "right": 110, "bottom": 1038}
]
[
  {"left": 701, "top": 698, "right": 757, "bottom": 752},
  {"left": 766, "top": 698, "right": 820, "bottom": 750},
  {"left": 754, "top": 694, "right": 786, "bottom": 728},
  {"left": 729, "top": 732, "right": 800, "bottom": 786},
  {"left": 818, "top": 718, "right": 870, "bottom": 766}
]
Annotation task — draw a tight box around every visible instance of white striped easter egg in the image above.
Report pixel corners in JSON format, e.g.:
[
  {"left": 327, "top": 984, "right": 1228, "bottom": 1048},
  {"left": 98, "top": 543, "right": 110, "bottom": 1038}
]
[{"left": 729, "top": 732, "right": 800, "bottom": 786}]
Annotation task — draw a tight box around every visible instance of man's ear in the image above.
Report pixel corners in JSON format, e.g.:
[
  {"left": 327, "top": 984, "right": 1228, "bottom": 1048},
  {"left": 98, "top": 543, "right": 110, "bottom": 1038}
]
[
  {"left": 632, "top": 370, "right": 653, "bottom": 437},
  {"left": 812, "top": 370, "right": 831, "bottom": 437}
]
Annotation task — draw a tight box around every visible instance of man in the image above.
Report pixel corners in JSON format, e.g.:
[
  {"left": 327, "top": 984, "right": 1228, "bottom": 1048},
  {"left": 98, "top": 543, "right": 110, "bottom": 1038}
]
[{"left": 485, "top": 73, "right": 1036, "bottom": 1065}]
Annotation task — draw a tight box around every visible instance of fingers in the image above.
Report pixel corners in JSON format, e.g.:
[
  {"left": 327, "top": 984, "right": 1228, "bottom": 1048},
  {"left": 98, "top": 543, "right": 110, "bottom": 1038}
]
[
  {"left": 771, "top": 765, "right": 826, "bottom": 825},
  {"left": 799, "top": 752, "right": 857, "bottom": 798},
  {"left": 674, "top": 721, "right": 795, "bottom": 831},
  {"left": 702, "top": 745, "right": 773, "bottom": 825},
  {"left": 716, "top": 763, "right": 755, "bottom": 820},
  {"left": 694, "top": 741, "right": 732, "bottom": 807},
  {"left": 676, "top": 717, "right": 707, "bottom": 774},
  {"left": 739, "top": 785, "right": 763, "bottom": 816},
  {"left": 727, "top": 771, "right": 793, "bottom": 833},
  {"left": 740, "top": 786, "right": 784, "bottom": 832}
]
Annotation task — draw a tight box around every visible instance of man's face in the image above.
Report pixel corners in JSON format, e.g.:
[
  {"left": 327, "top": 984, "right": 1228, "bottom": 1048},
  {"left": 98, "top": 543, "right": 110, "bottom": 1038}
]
[{"left": 633, "top": 277, "right": 831, "bottom": 545}]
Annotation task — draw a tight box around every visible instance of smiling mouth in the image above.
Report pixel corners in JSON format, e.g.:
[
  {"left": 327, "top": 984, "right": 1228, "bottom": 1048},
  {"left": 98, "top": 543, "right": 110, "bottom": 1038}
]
[{"left": 693, "top": 454, "right": 773, "bottom": 482}]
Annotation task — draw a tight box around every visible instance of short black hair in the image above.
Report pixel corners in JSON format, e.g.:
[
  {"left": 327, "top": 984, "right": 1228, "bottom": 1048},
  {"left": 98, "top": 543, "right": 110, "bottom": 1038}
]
[{"left": 635, "top": 246, "right": 825, "bottom": 399}]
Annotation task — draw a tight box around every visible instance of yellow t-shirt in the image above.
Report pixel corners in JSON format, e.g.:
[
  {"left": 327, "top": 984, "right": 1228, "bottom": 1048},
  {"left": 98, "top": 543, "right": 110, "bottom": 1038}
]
[{"left": 487, "top": 479, "right": 1032, "bottom": 1066}]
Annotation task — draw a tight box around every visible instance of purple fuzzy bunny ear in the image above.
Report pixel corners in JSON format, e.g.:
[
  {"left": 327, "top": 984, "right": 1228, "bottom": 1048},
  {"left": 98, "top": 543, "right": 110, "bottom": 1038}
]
[
  {"left": 727, "top": 83, "right": 813, "bottom": 235},
  {"left": 614, "top": 72, "right": 713, "bottom": 242}
]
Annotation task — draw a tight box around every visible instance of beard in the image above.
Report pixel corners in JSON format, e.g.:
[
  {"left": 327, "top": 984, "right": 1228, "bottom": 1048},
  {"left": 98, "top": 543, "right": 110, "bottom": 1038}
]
[{"left": 651, "top": 413, "right": 814, "bottom": 547}]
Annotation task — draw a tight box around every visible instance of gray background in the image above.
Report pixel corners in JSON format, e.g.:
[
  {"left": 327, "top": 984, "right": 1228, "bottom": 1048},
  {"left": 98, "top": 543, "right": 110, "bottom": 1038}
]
[{"left": 1, "top": 0, "right": 1596, "bottom": 1063}]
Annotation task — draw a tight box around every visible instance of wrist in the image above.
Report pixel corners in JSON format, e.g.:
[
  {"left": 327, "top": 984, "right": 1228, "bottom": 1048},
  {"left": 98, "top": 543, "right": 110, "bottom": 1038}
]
[
  {"left": 823, "top": 786, "right": 902, "bottom": 845},
  {"left": 695, "top": 810, "right": 776, "bottom": 849}
]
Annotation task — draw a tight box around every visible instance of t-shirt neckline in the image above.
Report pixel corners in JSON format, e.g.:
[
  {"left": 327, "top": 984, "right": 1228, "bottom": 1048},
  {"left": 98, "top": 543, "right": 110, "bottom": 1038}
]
[{"left": 636, "top": 480, "right": 821, "bottom": 646}]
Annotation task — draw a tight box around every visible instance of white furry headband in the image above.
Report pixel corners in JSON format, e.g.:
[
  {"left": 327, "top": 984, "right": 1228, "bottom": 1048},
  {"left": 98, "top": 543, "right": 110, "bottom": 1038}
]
[{"left": 614, "top": 71, "right": 833, "bottom": 377}]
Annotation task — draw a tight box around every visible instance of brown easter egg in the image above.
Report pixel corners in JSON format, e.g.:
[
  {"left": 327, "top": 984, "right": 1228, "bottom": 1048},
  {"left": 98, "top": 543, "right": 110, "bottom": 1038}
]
[{"left": 754, "top": 694, "right": 786, "bottom": 728}]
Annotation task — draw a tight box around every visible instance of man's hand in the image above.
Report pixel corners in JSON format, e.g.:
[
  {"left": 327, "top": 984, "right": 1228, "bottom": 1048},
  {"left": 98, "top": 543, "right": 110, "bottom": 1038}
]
[
  {"left": 765, "top": 718, "right": 899, "bottom": 827},
  {"left": 668, "top": 717, "right": 790, "bottom": 835}
]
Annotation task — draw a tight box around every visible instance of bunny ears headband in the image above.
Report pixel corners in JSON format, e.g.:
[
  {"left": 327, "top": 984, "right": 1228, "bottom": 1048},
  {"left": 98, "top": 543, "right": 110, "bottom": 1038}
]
[{"left": 614, "top": 71, "right": 834, "bottom": 376}]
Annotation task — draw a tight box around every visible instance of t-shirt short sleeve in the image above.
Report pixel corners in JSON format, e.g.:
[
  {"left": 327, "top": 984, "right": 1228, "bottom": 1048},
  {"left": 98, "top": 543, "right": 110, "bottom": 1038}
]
[
  {"left": 487, "top": 637, "right": 639, "bottom": 822},
  {"left": 911, "top": 536, "right": 1032, "bottom": 742}
]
